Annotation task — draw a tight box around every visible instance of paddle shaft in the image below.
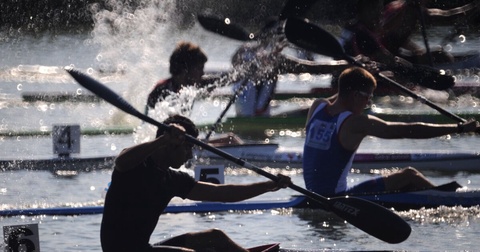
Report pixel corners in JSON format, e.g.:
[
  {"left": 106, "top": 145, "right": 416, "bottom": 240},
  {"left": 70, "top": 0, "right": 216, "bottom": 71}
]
[
  {"left": 378, "top": 72, "right": 467, "bottom": 123},
  {"left": 66, "top": 68, "right": 411, "bottom": 244},
  {"left": 415, "top": 1, "right": 434, "bottom": 66},
  {"left": 204, "top": 79, "right": 247, "bottom": 141}
]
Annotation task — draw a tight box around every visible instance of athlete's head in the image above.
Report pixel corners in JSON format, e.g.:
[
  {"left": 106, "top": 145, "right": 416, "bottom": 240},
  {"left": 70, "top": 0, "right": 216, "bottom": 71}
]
[
  {"left": 156, "top": 114, "right": 199, "bottom": 138},
  {"left": 337, "top": 67, "right": 377, "bottom": 97},
  {"left": 169, "top": 41, "right": 208, "bottom": 76}
]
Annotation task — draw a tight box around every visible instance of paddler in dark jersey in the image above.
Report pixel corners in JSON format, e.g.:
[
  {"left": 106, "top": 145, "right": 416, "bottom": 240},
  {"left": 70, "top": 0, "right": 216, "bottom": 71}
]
[
  {"left": 101, "top": 114, "right": 292, "bottom": 252},
  {"left": 146, "top": 41, "right": 213, "bottom": 114}
]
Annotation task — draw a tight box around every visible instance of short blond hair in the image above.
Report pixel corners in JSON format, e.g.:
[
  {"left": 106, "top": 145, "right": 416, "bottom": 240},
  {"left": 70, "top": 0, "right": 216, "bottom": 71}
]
[{"left": 338, "top": 67, "right": 377, "bottom": 97}]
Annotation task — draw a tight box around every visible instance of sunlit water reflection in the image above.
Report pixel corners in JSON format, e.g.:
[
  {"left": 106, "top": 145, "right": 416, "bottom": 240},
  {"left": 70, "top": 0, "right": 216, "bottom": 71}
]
[{"left": 1, "top": 1, "right": 480, "bottom": 251}]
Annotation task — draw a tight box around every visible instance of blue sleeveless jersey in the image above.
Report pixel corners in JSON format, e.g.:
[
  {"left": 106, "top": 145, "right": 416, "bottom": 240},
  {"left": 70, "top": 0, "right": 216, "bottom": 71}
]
[{"left": 303, "top": 103, "right": 356, "bottom": 195}]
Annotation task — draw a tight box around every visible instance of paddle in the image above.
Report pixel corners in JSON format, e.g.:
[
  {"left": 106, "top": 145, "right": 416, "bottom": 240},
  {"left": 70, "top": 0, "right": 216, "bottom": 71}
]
[
  {"left": 204, "top": 79, "right": 247, "bottom": 141},
  {"left": 378, "top": 73, "right": 478, "bottom": 133},
  {"left": 197, "top": 15, "right": 251, "bottom": 41},
  {"left": 66, "top": 67, "right": 411, "bottom": 244},
  {"left": 378, "top": 73, "right": 466, "bottom": 123},
  {"left": 348, "top": 181, "right": 463, "bottom": 197},
  {"left": 284, "top": 18, "right": 455, "bottom": 91},
  {"left": 414, "top": 1, "right": 434, "bottom": 66},
  {"left": 283, "top": 18, "right": 470, "bottom": 125},
  {"left": 198, "top": 0, "right": 318, "bottom": 41},
  {"left": 201, "top": 0, "right": 319, "bottom": 137}
]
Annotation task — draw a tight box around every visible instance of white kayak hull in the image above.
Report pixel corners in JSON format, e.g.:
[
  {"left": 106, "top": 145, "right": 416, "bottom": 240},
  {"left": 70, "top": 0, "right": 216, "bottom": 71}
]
[
  {"left": 1, "top": 144, "right": 479, "bottom": 173},
  {"left": 193, "top": 143, "right": 480, "bottom": 173}
]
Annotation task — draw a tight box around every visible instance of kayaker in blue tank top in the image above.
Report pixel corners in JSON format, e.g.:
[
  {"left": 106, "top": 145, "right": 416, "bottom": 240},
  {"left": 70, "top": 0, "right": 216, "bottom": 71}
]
[
  {"left": 303, "top": 67, "right": 479, "bottom": 196},
  {"left": 303, "top": 102, "right": 355, "bottom": 195}
]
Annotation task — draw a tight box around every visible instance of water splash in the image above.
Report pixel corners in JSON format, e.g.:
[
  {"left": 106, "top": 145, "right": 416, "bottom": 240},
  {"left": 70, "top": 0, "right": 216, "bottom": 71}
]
[
  {"left": 90, "top": 1, "right": 176, "bottom": 75},
  {"left": 84, "top": 1, "right": 177, "bottom": 130}
]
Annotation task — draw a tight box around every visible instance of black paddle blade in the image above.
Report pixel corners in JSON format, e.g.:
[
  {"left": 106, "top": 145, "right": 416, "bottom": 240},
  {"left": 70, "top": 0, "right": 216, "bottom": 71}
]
[
  {"left": 65, "top": 68, "right": 138, "bottom": 116},
  {"left": 284, "top": 18, "right": 348, "bottom": 61},
  {"left": 329, "top": 196, "right": 411, "bottom": 244},
  {"left": 285, "top": 17, "right": 455, "bottom": 91},
  {"left": 197, "top": 15, "right": 251, "bottom": 41},
  {"left": 65, "top": 67, "right": 165, "bottom": 130},
  {"left": 391, "top": 64, "right": 455, "bottom": 90}
]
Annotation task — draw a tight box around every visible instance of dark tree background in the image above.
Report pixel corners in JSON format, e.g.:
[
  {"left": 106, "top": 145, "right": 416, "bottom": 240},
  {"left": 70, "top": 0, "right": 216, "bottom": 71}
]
[{"left": 0, "top": 0, "right": 477, "bottom": 34}]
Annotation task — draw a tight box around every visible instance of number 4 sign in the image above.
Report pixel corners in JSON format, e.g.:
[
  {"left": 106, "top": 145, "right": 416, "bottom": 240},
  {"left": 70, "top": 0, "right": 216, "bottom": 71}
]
[
  {"left": 3, "top": 223, "right": 40, "bottom": 252},
  {"left": 52, "top": 125, "right": 80, "bottom": 156}
]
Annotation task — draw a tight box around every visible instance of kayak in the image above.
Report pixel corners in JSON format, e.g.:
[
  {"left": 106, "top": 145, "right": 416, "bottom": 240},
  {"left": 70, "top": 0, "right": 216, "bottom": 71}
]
[
  {"left": 3, "top": 105, "right": 477, "bottom": 139},
  {"left": 200, "top": 106, "right": 480, "bottom": 134},
  {"left": 194, "top": 143, "right": 480, "bottom": 173},
  {"left": 1, "top": 182, "right": 478, "bottom": 216},
  {"left": 0, "top": 197, "right": 305, "bottom": 216},
  {"left": 247, "top": 243, "right": 358, "bottom": 252},
  {"left": 0, "top": 156, "right": 115, "bottom": 172},
  {"left": 4, "top": 104, "right": 477, "bottom": 137},
  {"left": 211, "top": 79, "right": 480, "bottom": 101},
  {"left": 21, "top": 91, "right": 101, "bottom": 103},
  {"left": 437, "top": 51, "right": 480, "bottom": 72},
  {"left": 19, "top": 52, "right": 480, "bottom": 103},
  {"left": 0, "top": 125, "right": 134, "bottom": 137},
  {"left": 248, "top": 243, "right": 280, "bottom": 252},
  {"left": 1, "top": 144, "right": 479, "bottom": 173},
  {"left": 20, "top": 76, "right": 480, "bottom": 103}
]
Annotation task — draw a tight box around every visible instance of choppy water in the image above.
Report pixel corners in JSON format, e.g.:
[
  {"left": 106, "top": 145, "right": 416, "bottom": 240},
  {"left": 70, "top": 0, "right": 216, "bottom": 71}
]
[{"left": 1, "top": 1, "right": 480, "bottom": 251}]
